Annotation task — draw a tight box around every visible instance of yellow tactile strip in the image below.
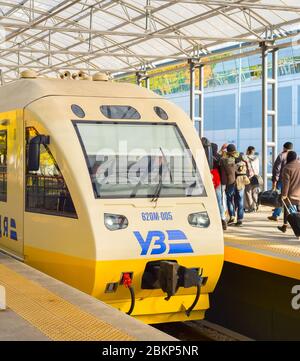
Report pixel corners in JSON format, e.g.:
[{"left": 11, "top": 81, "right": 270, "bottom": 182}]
[
  {"left": 225, "top": 235, "right": 300, "bottom": 259},
  {"left": 0, "top": 265, "right": 134, "bottom": 341}
]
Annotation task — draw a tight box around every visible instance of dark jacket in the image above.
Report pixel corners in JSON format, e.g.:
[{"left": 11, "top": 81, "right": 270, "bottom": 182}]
[
  {"left": 282, "top": 160, "right": 300, "bottom": 205},
  {"left": 272, "top": 151, "right": 288, "bottom": 183}
]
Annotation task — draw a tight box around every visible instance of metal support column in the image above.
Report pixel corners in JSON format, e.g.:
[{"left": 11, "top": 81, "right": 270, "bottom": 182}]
[
  {"left": 272, "top": 48, "right": 278, "bottom": 166},
  {"left": 136, "top": 71, "right": 150, "bottom": 89},
  {"left": 189, "top": 59, "right": 204, "bottom": 138},
  {"left": 261, "top": 43, "right": 278, "bottom": 190}
]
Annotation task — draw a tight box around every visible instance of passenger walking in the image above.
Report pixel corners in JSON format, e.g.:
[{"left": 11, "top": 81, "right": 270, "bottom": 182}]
[
  {"left": 278, "top": 151, "right": 300, "bottom": 234},
  {"left": 220, "top": 144, "right": 250, "bottom": 227},
  {"left": 211, "top": 143, "right": 227, "bottom": 231},
  {"left": 268, "top": 142, "right": 293, "bottom": 222},
  {"left": 244, "top": 146, "right": 260, "bottom": 212}
]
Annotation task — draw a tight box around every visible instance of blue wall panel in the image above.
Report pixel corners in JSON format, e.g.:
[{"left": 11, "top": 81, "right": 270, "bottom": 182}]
[
  {"left": 278, "top": 87, "right": 292, "bottom": 126},
  {"left": 240, "top": 90, "right": 261, "bottom": 129},
  {"left": 204, "top": 94, "right": 236, "bottom": 131}
]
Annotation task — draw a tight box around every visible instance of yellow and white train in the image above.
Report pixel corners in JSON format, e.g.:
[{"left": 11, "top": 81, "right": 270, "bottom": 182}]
[{"left": 0, "top": 70, "right": 223, "bottom": 324}]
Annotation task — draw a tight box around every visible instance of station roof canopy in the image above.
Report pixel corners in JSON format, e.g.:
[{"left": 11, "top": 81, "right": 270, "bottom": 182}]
[{"left": 0, "top": 0, "right": 300, "bottom": 82}]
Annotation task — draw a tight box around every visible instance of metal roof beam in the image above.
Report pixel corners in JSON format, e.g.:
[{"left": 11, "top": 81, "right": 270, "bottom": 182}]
[
  {"left": 108, "top": 0, "right": 263, "bottom": 56},
  {"left": 0, "top": 37, "right": 111, "bottom": 79},
  {"left": 30, "top": 1, "right": 195, "bottom": 76},
  {"left": 0, "top": 47, "right": 188, "bottom": 60},
  {"left": 1, "top": 0, "right": 30, "bottom": 17},
  {"left": 214, "top": 6, "right": 263, "bottom": 39},
  {"left": 193, "top": 16, "right": 300, "bottom": 53},
  {"left": 97, "top": 0, "right": 204, "bottom": 52},
  {"left": 15, "top": 1, "right": 150, "bottom": 69},
  {"left": 155, "top": 0, "right": 300, "bottom": 12},
  {"left": 0, "top": 63, "right": 114, "bottom": 72},
  {"left": 4, "top": 0, "right": 83, "bottom": 43},
  {"left": 0, "top": 0, "right": 299, "bottom": 82},
  {"left": 2, "top": 13, "right": 298, "bottom": 77},
  {"left": 91, "top": 0, "right": 262, "bottom": 63},
  {"left": 0, "top": 0, "right": 203, "bottom": 74},
  {"left": 0, "top": 22, "right": 263, "bottom": 43},
  {"left": 0, "top": 1, "right": 144, "bottom": 76}
]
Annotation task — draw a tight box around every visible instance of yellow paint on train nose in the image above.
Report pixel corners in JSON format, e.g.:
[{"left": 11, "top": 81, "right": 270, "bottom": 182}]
[{"left": 24, "top": 244, "right": 223, "bottom": 324}]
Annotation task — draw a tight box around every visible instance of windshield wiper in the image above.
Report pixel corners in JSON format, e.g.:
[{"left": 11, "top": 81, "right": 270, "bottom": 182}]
[
  {"left": 151, "top": 147, "right": 173, "bottom": 202},
  {"left": 129, "top": 156, "right": 152, "bottom": 198}
]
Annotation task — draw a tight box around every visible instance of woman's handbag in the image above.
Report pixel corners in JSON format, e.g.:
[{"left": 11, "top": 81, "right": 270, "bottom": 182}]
[{"left": 248, "top": 156, "right": 263, "bottom": 188}]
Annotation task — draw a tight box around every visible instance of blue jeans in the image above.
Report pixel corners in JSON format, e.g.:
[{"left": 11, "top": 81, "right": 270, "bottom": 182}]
[
  {"left": 272, "top": 181, "right": 282, "bottom": 218},
  {"left": 216, "top": 185, "right": 226, "bottom": 221},
  {"left": 226, "top": 184, "right": 245, "bottom": 221}
]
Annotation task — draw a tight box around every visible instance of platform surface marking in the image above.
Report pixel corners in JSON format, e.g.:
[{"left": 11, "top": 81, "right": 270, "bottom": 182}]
[
  {"left": 0, "top": 264, "right": 135, "bottom": 341},
  {"left": 224, "top": 207, "right": 300, "bottom": 279}
]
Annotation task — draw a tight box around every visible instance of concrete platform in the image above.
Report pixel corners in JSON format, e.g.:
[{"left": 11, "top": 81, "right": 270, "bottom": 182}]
[
  {"left": 224, "top": 206, "right": 300, "bottom": 280},
  {"left": 0, "top": 252, "right": 175, "bottom": 341}
]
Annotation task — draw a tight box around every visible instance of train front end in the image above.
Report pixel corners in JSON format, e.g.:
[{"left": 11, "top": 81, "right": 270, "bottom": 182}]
[
  {"left": 25, "top": 79, "right": 224, "bottom": 324},
  {"left": 73, "top": 99, "right": 224, "bottom": 324}
]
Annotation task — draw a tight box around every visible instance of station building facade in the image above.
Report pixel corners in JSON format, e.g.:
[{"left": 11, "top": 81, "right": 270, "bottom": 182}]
[{"left": 153, "top": 46, "right": 300, "bottom": 158}]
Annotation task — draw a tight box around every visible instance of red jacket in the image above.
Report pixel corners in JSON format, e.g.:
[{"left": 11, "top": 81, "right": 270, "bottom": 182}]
[{"left": 211, "top": 168, "right": 221, "bottom": 189}]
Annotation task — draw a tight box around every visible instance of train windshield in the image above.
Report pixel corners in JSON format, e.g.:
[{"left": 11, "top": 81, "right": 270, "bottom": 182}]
[{"left": 74, "top": 122, "right": 206, "bottom": 199}]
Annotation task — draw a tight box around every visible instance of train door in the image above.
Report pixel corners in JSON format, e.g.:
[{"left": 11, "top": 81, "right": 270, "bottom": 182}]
[
  {"left": 23, "top": 119, "right": 79, "bottom": 282},
  {"left": 0, "top": 110, "right": 24, "bottom": 259}
]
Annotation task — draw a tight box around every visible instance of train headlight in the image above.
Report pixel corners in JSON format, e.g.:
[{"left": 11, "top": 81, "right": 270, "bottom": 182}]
[
  {"left": 188, "top": 212, "right": 210, "bottom": 228},
  {"left": 104, "top": 213, "right": 128, "bottom": 231}
]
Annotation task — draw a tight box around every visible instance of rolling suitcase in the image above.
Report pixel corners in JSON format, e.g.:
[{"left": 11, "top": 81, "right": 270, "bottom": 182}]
[{"left": 282, "top": 198, "right": 300, "bottom": 237}]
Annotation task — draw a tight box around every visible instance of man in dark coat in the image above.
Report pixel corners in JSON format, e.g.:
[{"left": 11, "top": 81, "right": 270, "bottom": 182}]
[
  {"left": 278, "top": 151, "right": 300, "bottom": 234},
  {"left": 268, "top": 142, "right": 293, "bottom": 222}
]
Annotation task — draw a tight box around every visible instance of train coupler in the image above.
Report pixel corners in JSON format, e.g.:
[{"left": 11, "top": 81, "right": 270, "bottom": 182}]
[{"left": 142, "top": 260, "right": 206, "bottom": 301}]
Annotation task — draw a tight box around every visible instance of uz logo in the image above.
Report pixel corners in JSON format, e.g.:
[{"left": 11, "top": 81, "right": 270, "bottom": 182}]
[
  {"left": 134, "top": 230, "right": 194, "bottom": 256},
  {"left": 0, "top": 216, "right": 17, "bottom": 241}
]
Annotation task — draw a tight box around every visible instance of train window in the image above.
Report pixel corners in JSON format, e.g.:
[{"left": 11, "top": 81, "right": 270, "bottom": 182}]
[
  {"left": 100, "top": 106, "right": 141, "bottom": 119},
  {"left": 25, "top": 128, "right": 77, "bottom": 218},
  {"left": 71, "top": 104, "right": 85, "bottom": 119},
  {"left": 0, "top": 130, "right": 7, "bottom": 202},
  {"left": 74, "top": 121, "right": 206, "bottom": 199},
  {"left": 154, "top": 106, "right": 168, "bottom": 120}
]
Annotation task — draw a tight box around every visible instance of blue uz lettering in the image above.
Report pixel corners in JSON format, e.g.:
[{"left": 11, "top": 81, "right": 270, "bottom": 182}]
[
  {"left": 134, "top": 231, "right": 166, "bottom": 256},
  {"left": 134, "top": 230, "right": 193, "bottom": 256}
]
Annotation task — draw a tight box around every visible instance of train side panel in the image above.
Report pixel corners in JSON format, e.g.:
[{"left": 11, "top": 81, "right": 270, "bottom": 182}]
[
  {"left": 23, "top": 106, "right": 97, "bottom": 294},
  {"left": 0, "top": 109, "right": 24, "bottom": 259}
]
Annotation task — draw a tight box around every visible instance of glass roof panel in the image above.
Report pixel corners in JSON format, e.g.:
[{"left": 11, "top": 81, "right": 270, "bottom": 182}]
[{"left": 0, "top": 0, "right": 299, "bottom": 82}]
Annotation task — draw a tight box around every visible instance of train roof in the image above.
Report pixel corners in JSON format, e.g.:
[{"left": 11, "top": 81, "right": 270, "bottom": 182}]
[{"left": 0, "top": 77, "right": 161, "bottom": 112}]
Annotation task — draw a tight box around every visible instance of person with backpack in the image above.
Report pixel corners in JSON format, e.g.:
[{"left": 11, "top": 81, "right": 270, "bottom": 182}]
[
  {"left": 220, "top": 144, "right": 250, "bottom": 226},
  {"left": 244, "top": 146, "right": 261, "bottom": 212},
  {"left": 278, "top": 151, "right": 300, "bottom": 234}
]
